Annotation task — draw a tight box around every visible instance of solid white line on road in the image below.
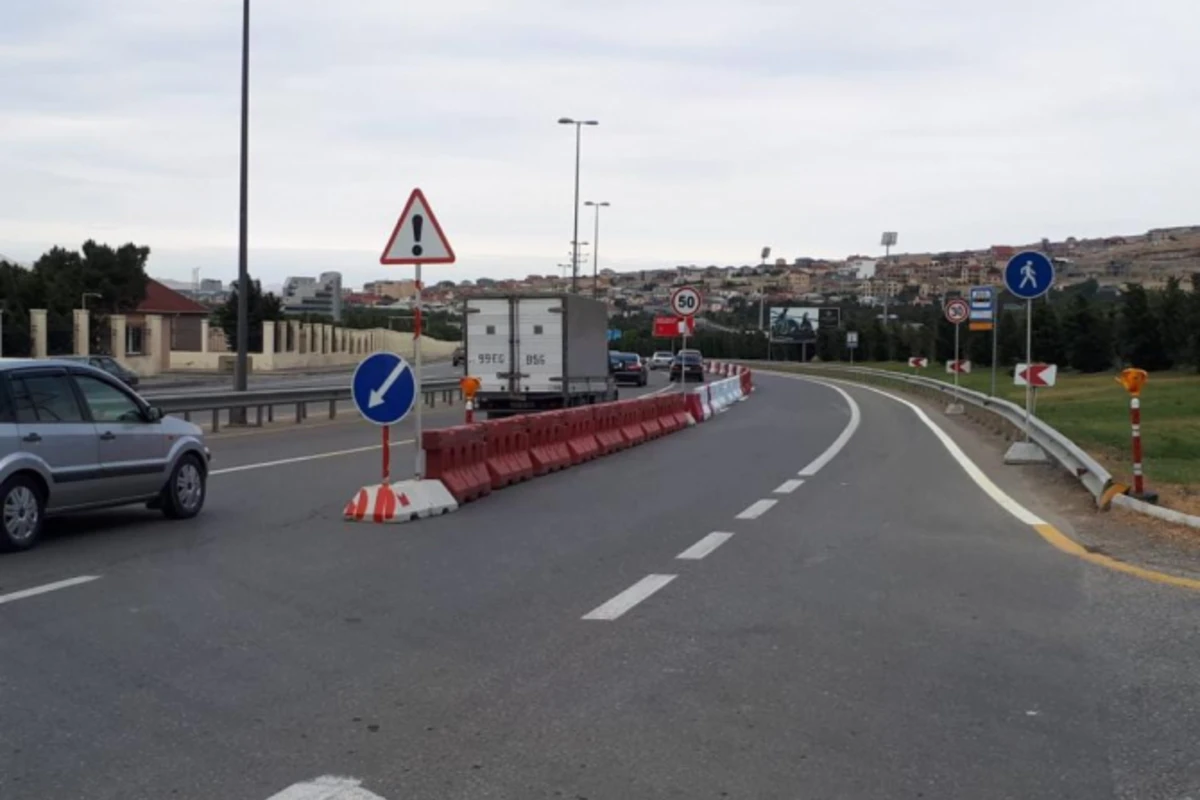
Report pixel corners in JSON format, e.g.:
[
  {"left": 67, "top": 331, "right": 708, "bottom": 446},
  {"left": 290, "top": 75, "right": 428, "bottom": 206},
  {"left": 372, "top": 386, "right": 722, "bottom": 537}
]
[
  {"left": 798, "top": 383, "right": 861, "bottom": 476},
  {"left": 774, "top": 478, "right": 805, "bottom": 494},
  {"left": 582, "top": 574, "right": 677, "bottom": 621},
  {"left": 0, "top": 575, "right": 101, "bottom": 606},
  {"left": 735, "top": 499, "right": 778, "bottom": 519},
  {"left": 209, "top": 439, "right": 415, "bottom": 477},
  {"left": 266, "top": 775, "right": 387, "bottom": 800},
  {"left": 676, "top": 532, "right": 734, "bottom": 560}
]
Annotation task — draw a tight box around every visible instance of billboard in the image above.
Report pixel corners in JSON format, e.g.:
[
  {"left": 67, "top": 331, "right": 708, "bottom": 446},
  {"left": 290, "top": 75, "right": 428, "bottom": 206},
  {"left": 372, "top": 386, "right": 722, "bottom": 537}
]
[
  {"left": 768, "top": 307, "right": 840, "bottom": 343},
  {"left": 653, "top": 315, "right": 694, "bottom": 338}
]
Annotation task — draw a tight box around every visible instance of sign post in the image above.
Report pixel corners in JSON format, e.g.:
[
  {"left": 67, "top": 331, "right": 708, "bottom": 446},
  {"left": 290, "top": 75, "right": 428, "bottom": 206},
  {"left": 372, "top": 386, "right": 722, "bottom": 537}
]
[
  {"left": 1002, "top": 251, "right": 1055, "bottom": 464},
  {"left": 968, "top": 285, "right": 997, "bottom": 396},
  {"left": 670, "top": 286, "right": 702, "bottom": 391},
  {"left": 846, "top": 331, "right": 858, "bottom": 365},
  {"left": 380, "top": 188, "right": 456, "bottom": 479},
  {"left": 943, "top": 297, "right": 969, "bottom": 415}
]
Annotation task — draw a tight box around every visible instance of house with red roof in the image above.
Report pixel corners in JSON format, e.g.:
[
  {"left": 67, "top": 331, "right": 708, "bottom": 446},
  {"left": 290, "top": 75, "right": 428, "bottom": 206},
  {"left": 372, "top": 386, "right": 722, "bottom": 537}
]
[{"left": 127, "top": 279, "right": 211, "bottom": 356}]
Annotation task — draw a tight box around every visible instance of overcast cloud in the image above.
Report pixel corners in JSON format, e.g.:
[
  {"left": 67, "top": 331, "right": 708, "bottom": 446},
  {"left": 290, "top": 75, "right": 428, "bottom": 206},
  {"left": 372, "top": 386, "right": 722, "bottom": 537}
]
[{"left": 1, "top": 0, "right": 1198, "bottom": 288}]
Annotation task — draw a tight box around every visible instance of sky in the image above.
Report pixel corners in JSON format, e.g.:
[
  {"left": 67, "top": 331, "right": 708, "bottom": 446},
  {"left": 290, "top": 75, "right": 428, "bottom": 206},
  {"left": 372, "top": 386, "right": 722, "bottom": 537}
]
[{"left": 2, "top": 0, "right": 1198, "bottom": 290}]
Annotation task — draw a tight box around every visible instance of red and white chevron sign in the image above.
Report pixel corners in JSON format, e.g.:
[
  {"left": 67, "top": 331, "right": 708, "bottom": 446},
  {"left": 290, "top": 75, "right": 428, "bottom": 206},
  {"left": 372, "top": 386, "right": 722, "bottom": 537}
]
[
  {"left": 1014, "top": 363, "right": 1057, "bottom": 388},
  {"left": 945, "top": 359, "right": 972, "bottom": 374},
  {"left": 908, "top": 357, "right": 929, "bottom": 369}
]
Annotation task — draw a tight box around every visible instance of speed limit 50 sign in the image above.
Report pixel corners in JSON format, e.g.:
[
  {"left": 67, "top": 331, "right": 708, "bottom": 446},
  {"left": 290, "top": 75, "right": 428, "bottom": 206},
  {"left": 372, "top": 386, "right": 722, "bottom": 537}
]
[{"left": 670, "top": 286, "right": 703, "bottom": 318}]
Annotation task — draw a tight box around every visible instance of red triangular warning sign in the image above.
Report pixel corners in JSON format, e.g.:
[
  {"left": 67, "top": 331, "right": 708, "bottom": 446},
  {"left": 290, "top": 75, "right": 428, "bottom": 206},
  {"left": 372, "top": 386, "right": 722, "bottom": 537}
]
[{"left": 380, "top": 188, "right": 456, "bottom": 265}]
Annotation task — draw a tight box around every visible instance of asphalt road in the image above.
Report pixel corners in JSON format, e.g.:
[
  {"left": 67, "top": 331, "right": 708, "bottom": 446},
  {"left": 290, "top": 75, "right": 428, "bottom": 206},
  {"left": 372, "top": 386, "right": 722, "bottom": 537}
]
[{"left": 1, "top": 370, "right": 1197, "bottom": 799}]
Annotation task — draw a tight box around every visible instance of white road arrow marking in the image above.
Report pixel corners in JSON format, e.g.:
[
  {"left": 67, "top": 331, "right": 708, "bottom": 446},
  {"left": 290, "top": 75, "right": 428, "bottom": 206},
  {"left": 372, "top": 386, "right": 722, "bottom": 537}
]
[
  {"left": 267, "top": 775, "right": 387, "bottom": 800},
  {"left": 368, "top": 361, "right": 406, "bottom": 408}
]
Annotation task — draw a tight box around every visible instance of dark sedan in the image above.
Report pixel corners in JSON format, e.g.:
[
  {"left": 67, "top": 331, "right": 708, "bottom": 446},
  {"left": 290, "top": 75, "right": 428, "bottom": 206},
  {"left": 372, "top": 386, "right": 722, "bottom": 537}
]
[
  {"left": 669, "top": 352, "right": 705, "bottom": 382},
  {"left": 58, "top": 355, "right": 140, "bottom": 387},
  {"left": 609, "top": 352, "right": 648, "bottom": 386}
]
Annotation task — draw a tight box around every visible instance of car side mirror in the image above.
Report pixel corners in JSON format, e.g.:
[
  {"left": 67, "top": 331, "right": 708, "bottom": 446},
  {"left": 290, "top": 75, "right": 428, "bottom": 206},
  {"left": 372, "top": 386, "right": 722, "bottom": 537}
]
[{"left": 145, "top": 406, "right": 164, "bottom": 422}]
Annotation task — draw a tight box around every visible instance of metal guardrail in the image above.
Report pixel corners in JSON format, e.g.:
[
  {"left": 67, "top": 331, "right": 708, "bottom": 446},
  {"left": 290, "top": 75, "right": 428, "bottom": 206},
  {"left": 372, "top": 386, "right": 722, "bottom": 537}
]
[
  {"left": 146, "top": 380, "right": 463, "bottom": 432},
  {"left": 756, "top": 363, "right": 1115, "bottom": 506}
]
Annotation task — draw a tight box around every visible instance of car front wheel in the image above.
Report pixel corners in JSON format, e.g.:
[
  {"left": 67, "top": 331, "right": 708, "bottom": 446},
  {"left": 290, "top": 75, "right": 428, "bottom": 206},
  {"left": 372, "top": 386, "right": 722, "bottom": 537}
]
[
  {"left": 0, "top": 474, "right": 46, "bottom": 552},
  {"left": 162, "top": 453, "right": 207, "bottom": 520}
]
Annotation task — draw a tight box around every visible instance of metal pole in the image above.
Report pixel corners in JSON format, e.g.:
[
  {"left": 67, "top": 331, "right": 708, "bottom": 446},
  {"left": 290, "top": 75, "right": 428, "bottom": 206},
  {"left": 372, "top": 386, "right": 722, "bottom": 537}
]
[
  {"left": 990, "top": 301, "right": 999, "bottom": 397},
  {"left": 883, "top": 242, "right": 891, "bottom": 361},
  {"left": 592, "top": 204, "right": 601, "bottom": 298},
  {"left": 414, "top": 264, "right": 424, "bottom": 478},
  {"left": 679, "top": 324, "right": 687, "bottom": 394},
  {"left": 1024, "top": 298, "right": 1032, "bottom": 440},
  {"left": 233, "top": 0, "right": 251, "bottom": 414},
  {"left": 571, "top": 124, "right": 581, "bottom": 294},
  {"left": 953, "top": 322, "right": 961, "bottom": 403}
]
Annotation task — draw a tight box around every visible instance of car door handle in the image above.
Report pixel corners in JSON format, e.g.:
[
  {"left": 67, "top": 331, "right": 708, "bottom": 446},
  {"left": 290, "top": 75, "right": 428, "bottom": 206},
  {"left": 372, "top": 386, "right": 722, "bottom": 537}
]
[
  {"left": 21, "top": 433, "right": 41, "bottom": 443},
  {"left": 99, "top": 431, "right": 116, "bottom": 441}
]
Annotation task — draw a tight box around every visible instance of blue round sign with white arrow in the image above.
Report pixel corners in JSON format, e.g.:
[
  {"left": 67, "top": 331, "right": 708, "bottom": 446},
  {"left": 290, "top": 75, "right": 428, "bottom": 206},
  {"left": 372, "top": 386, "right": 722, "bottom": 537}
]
[
  {"left": 351, "top": 352, "right": 417, "bottom": 426},
  {"left": 1004, "top": 251, "right": 1055, "bottom": 300}
]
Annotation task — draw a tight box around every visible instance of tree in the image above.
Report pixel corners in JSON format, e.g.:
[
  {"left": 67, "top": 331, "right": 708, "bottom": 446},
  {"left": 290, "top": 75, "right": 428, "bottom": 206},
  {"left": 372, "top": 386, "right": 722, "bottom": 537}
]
[
  {"left": 1030, "top": 298, "right": 1067, "bottom": 365},
  {"left": 31, "top": 240, "right": 149, "bottom": 318},
  {"left": 1063, "top": 294, "right": 1113, "bottom": 372},
  {"left": 997, "top": 309, "right": 1023, "bottom": 365},
  {"left": 212, "top": 278, "right": 284, "bottom": 352},
  {"left": 1156, "top": 277, "right": 1190, "bottom": 365},
  {"left": 1186, "top": 273, "right": 1200, "bottom": 372},
  {"left": 1119, "top": 283, "right": 1171, "bottom": 370}
]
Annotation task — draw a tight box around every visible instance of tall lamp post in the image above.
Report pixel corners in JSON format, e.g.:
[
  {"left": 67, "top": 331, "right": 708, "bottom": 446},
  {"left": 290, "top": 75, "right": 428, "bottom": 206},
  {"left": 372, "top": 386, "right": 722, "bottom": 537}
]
[
  {"left": 81, "top": 292, "right": 102, "bottom": 311},
  {"left": 558, "top": 117, "right": 598, "bottom": 293},
  {"left": 880, "top": 231, "right": 898, "bottom": 360},
  {"left": 584, "top": 201, "right": 609, "bottom": 298},
  {"left": 233, "top": 0, "right": 251, "bottom": 415}
]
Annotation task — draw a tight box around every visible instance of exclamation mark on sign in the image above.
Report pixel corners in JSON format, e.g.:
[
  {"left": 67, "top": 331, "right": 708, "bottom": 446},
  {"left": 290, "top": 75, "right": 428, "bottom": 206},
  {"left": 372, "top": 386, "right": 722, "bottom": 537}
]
[{"left": 411, "top": 214, "right": 424, "bottom": 257}]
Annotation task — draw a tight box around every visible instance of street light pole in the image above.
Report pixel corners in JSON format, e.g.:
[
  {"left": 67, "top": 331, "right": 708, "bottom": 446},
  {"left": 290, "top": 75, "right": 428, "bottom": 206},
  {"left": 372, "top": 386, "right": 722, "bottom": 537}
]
[
  {"left": 234, "top": 0, "right": 251, "bottom": 405},
  {"left": 81, "top": 292, "right": 101, "bottom": 311},
  {"left": 880, "top": 231, "right": 898, "bottom": 361},
  {"left": 584, "top": 201, "right": 609, "bottom": 298},
  {"left": 558, "top": 118, "right": 598, "bottom": 294}
]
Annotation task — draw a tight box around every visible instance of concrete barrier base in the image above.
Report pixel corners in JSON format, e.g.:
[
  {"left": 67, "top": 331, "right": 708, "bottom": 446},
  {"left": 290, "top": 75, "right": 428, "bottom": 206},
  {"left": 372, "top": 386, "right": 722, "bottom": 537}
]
[
  {"left": 344, "top": 480, "right": 458, "bottom": 524},
  {"left": 1003, "top": 441, "right": 1049, "bottom": 465}
]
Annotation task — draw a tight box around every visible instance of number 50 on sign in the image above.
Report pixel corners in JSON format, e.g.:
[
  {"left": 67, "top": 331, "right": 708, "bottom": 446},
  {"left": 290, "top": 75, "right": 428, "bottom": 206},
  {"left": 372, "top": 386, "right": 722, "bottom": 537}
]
[{"left": 670, "top": 286, "right": 703, "bottom": 317}]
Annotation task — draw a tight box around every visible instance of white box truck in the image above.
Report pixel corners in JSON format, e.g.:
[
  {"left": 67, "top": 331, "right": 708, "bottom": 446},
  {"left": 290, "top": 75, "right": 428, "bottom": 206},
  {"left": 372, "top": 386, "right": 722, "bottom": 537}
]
[{"left": 464, "top": 294, "right": 617, "bottom": 418}]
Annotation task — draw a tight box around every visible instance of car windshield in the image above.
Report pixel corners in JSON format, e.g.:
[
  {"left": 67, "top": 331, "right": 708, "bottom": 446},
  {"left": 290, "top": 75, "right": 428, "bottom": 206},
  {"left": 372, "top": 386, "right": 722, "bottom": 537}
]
[
  {"left": 676, "top": 354, "right": 702, "bottom": 364},
  {"left": 653, "top": 352, "right": 672, "bottom": 359}
]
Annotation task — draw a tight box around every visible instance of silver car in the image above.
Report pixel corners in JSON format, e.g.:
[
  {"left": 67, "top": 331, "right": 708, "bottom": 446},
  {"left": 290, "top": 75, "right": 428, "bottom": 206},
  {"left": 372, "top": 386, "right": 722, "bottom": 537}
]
[{"left": 0, "top": 359, "right": 210, "bottom": 552}]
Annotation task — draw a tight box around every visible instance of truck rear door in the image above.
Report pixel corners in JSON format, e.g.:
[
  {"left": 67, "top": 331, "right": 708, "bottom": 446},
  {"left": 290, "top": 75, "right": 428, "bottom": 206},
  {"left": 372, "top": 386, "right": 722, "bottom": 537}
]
[
  {"left": 514, "top": 297, "right": 563, "bottom": 393},
  {"left": 465, "top": 298, "right": 514, "bottom": 393}
]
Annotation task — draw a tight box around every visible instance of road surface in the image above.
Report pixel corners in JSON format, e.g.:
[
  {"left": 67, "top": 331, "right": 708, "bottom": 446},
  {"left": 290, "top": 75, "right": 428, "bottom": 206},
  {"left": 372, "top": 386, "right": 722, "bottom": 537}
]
[{"left": 1, "top": 370, "right": 1197, "bottom": 799}]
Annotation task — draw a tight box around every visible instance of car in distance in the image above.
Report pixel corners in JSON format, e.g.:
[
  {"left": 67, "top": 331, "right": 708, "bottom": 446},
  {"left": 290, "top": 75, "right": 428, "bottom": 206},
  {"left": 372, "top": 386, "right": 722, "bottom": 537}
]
[
  {"left": 58, "top": 355, "right": 140, "bottom": 387},
  {"left": 647, "top": 351, "right": 674, "bottom": 370},
  {"left": 452, "top": 346, "right": 465, "bottom": 368},
  {"left": 669, "top": 352, "right": 706, "bottom": 382},
  {"left": 609, "top": 352, "right": 649, "bottom": 386},
  {"left": 0, "top": 359, "right": 210, "bottom": 552}
]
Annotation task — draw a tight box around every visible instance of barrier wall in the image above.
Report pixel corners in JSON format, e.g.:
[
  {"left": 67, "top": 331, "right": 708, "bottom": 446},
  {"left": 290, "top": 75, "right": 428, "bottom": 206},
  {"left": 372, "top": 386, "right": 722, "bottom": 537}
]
[{"left": 420, "top": 371, "right": 754, "bottom": 510}]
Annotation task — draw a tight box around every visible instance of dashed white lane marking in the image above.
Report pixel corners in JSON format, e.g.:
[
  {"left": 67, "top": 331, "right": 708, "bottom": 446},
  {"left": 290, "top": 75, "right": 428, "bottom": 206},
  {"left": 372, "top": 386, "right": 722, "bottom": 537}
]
[
  {"left": 735, "top": 499, "right": 778, "bottom": 520},
  {"left": 798, "top": 382, "right": 861, "bottom": 476},
  {"left": 209, "top": 439, "right": 415, "bottom": 476},
  {"left": 0, "top": 575, "right": 101, "bottom": 606},
  {"left": 582, "top": 574, "right": 677, "bottom": 621},
  {"left": 676, "top": 532, "right": 734, "bottom": 560},
  {"left": 774, "top": 478, "right": 805, "bottom": 494},
  {"left": 267, "top": 775, "right": 387, "bottom": 799}
]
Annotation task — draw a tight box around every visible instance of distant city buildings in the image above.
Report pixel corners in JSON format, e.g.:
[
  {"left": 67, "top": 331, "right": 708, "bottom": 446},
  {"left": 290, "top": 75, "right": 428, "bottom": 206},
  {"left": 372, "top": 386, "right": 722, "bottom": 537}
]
[{"left": 282, "top": 272, "right": 343, "bottom": 321}]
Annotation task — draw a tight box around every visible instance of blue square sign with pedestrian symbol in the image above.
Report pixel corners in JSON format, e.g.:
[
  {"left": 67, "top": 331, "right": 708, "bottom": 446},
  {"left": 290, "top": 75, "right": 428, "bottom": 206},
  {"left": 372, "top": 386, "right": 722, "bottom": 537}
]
[
  {"left": 1004, "top": 251, "right": 1055, "bottom": 300},
  {"left": 352, "top": 352, "right": 417, "bottom": 426}
]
